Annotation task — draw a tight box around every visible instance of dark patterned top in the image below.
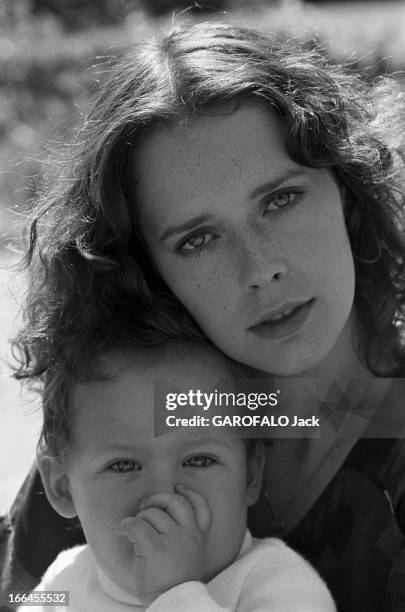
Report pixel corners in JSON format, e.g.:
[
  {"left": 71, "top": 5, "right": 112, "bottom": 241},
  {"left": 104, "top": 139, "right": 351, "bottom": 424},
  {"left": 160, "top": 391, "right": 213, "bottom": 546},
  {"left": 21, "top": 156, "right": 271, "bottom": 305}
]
[
  {"left": 290, "top": 437, "right": 405, "bottom": 612},
  {"left": 246, "top": 435, "right": 405, "bottom": 612}
]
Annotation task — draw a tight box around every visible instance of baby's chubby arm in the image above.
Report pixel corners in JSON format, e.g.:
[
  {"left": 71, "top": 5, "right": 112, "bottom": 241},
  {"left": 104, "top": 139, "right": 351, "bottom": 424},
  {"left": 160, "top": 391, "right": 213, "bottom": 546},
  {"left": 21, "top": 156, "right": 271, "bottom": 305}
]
[{"left": 116, "top": 484, "right": 220, "bottom": 608}]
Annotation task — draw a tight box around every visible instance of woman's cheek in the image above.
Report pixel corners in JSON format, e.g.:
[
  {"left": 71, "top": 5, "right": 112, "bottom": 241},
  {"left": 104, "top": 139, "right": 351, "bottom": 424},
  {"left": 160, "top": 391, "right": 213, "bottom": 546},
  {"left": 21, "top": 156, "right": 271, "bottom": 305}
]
[{"left": 167, "top": 257, "right": 232, "bottom": 310}]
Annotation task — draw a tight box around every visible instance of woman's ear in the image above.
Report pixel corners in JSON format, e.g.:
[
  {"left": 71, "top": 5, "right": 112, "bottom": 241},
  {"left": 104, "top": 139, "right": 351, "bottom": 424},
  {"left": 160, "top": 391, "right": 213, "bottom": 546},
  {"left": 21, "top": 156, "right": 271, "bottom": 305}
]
[
  {"left": 246, "top": 440, "right": 265, "bottom": 507},
  {"left": 37, "top": 452, "right": 77, "bottom": 519}
]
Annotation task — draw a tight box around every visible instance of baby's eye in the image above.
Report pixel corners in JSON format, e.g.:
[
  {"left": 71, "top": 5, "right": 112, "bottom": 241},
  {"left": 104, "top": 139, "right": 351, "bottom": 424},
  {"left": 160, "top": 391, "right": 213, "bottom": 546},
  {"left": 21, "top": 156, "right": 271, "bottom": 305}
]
[
  {"left": 177, "top": 231, "right": 217, "bottom": 255},
  {"left": 264, "top": 190, "right": 305, "bottom": 213},
  {"left": 108, "top": 460, "right": 140, "bottom": 473},
  {"left": 183, "top": 455, "right": 217, "bottom": 468}
]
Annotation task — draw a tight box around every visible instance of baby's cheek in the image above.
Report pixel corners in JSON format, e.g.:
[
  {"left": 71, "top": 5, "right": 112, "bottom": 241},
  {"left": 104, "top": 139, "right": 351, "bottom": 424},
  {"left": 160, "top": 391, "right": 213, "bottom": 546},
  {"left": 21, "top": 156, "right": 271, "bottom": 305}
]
[{"left": 213, "top": 487, "right": 247, "bottom": 524}]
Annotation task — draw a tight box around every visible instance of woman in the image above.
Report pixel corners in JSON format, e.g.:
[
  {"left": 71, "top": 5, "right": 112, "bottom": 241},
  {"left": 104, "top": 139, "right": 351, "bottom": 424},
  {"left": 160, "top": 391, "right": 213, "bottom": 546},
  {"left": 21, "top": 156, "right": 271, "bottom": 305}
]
[{"left": 2, "top": 22, "right": 405, "bottom": 611}]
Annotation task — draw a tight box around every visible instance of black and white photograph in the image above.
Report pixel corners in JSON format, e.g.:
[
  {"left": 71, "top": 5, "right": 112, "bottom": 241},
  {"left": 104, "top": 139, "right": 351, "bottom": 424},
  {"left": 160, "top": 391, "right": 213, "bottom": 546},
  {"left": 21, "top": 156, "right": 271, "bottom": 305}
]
[{"left": 1, "top": 1, "right": 405, "bottom": 610}]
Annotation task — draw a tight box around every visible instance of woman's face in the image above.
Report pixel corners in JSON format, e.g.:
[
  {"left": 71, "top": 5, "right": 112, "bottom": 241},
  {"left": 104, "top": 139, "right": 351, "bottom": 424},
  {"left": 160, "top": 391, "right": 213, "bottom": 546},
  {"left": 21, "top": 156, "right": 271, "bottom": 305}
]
[{"left": 133, "top": 101, "right": 356, "bottom": 376}]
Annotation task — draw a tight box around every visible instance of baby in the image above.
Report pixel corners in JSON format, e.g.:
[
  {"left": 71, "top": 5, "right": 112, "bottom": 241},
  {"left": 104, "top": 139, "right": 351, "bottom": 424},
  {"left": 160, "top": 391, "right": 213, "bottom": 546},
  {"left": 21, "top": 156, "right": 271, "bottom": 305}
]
[{"left": 31, "top": 337, "right": 336, "bottom": 611}]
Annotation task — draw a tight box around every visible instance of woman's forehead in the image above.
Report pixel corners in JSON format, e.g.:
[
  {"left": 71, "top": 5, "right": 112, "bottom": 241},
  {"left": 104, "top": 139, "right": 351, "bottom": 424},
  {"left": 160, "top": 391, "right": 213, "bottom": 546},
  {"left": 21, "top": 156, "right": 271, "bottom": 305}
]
[
  {"left": 131, "top": 101, "right": 296, "bottom": 228},
  {"left": 133, "top": 100, "right": 287, "bottom": 181}
]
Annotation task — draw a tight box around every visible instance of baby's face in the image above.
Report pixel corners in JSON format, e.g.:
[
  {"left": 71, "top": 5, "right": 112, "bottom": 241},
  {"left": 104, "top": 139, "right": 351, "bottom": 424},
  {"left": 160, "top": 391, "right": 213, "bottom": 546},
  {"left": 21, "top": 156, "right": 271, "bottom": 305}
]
[{"left": 59, "top": 350, "right": 262, "bottom": 596}]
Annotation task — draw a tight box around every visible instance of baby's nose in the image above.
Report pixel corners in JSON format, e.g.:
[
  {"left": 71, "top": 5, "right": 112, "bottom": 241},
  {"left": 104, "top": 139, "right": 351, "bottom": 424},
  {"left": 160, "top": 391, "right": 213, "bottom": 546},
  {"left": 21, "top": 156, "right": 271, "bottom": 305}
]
[{"left": 145, "top": 470, "right": 178, "bottom": 498}]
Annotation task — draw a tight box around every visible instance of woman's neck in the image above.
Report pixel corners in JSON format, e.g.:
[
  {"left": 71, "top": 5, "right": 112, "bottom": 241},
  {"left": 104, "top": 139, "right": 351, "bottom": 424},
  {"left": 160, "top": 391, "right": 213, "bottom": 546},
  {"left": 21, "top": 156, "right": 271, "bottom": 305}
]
[{"left": 295, "top": 309, "right": 372, "bottom": 401}]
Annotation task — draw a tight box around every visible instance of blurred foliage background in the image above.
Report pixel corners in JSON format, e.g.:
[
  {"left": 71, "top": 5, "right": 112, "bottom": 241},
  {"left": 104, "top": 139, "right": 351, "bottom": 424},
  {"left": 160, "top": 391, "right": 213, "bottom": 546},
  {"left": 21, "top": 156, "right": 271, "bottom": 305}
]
[{"left": 0, "top": 0, "right": 404, "bottom": 248}]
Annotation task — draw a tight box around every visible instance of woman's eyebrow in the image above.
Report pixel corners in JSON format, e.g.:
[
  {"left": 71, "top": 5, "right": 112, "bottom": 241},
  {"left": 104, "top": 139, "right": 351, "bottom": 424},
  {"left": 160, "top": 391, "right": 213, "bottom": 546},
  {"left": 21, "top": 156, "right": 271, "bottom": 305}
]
[
  {"left": 159, "top": 170, "right": 306, "bottom": 242},
  {"left": 159, "top": 213, "right": 211, "bottom": 242},
  {"left": 249, "top": 170, "right": 305, "bottom": 200}
]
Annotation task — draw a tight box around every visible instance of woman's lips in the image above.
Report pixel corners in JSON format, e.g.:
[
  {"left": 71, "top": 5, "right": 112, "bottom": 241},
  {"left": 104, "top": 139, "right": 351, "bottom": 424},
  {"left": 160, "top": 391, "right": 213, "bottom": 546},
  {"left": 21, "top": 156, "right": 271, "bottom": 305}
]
[{"left": 249, "top": 299, "right": 314, "bottom": 340}]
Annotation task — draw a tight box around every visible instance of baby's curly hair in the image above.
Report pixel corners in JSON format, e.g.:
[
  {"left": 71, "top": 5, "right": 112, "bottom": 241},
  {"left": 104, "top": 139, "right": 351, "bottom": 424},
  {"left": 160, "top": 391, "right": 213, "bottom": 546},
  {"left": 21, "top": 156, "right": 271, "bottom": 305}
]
[{"left": 13, "top": 21, "right": 405, "bottom": 382}]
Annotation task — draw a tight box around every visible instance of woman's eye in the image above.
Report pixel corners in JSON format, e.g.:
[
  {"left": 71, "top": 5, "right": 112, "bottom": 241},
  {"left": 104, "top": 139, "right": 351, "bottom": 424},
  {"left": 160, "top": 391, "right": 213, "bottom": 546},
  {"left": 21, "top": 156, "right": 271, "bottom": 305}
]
[
  {"left": 108, "top": 460, "right": 139, "bottom": 473},
  {"left": 177, "top": 231, "right": 216, "bottom": 255},
  {"left": 264, "top": 190, "right": 304, "bottom": 213},
  {"left": 184, "top": 455, "right": 216, "bottom": 468}
]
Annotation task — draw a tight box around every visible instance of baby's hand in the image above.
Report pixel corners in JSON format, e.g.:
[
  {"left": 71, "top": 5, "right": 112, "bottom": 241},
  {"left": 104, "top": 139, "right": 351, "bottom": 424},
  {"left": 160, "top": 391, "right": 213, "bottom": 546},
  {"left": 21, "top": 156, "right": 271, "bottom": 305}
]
[{"left": 116, "top": 485, "right": 212, "bottom": 607}]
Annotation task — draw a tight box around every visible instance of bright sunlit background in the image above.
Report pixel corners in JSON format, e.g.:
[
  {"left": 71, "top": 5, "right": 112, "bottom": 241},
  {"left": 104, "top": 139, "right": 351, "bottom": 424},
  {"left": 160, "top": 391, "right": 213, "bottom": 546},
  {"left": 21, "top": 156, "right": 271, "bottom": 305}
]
[{"left": 1, "top": 0, "right": 404, "bottom": 511}]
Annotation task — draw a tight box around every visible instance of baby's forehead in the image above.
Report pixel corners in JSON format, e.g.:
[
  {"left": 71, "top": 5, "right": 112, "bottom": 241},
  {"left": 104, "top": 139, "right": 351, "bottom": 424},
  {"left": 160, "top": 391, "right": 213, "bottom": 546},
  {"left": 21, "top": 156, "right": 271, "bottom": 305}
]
[
  {"left": 72, "top": 370, "right": 245, "bottom": 455},
  {"left": 72, "top": 343, "right": 240, "bottom": 425}
]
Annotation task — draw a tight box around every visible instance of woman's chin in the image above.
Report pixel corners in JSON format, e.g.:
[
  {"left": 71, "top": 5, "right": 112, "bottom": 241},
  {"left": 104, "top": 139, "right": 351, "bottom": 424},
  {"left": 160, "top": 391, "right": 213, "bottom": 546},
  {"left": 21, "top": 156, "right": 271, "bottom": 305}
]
[{"left": 240, "top": 342, "right": 334, "bottom": 378}]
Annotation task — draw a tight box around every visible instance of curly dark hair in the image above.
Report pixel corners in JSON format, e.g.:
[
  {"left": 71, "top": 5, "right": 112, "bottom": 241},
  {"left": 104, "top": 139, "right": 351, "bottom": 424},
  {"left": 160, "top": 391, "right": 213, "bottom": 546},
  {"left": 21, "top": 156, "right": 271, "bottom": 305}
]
[{"left": 13, "top": 21, "right": 405, "bottom": 383}]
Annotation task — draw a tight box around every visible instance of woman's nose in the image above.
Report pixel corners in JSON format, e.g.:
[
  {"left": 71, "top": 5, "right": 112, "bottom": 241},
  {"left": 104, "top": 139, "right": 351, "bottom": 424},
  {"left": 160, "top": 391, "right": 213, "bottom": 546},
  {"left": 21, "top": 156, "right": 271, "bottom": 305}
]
[{"left": 238, "top": 235, "right": 288, "bottom": 290}]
